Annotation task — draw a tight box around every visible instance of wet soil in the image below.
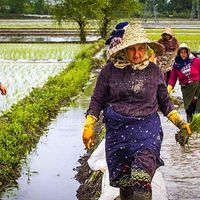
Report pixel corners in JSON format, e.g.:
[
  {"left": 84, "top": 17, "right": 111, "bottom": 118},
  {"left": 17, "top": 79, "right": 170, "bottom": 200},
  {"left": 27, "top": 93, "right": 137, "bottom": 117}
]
[{"left": 75, "top": 118, "right": 106, "bottom": 200}]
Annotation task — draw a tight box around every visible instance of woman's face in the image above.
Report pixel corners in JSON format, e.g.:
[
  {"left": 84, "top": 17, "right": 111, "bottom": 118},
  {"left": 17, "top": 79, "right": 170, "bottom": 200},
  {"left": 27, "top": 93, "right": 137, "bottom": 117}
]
[
  {"left": 126, "top": 44, "right": 147, "bottom": 64},
  {"left": 179, "top": 48, "right": 188, "bottom": 60},
  {"left": 164, "top": 33, "right": 172, "bottom": 40}
]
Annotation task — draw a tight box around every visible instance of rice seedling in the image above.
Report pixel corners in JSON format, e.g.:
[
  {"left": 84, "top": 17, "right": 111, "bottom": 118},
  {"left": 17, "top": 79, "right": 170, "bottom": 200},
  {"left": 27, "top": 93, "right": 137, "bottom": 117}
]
[{"left": 175, "top": 113, "right": 200, "bottom": 147}]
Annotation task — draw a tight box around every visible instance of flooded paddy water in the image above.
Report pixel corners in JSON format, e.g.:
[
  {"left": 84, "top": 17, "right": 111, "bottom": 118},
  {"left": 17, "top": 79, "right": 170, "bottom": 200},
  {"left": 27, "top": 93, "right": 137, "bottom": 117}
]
[{"left": 1, "top": 76, "right": 95, "bottom": 200}]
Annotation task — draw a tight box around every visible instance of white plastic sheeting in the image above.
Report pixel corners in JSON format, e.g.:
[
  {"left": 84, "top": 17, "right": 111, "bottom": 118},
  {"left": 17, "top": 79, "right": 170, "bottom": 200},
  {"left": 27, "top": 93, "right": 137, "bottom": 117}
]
[{"left": 88, "top": 139, "right": 168, "bottom": 200}]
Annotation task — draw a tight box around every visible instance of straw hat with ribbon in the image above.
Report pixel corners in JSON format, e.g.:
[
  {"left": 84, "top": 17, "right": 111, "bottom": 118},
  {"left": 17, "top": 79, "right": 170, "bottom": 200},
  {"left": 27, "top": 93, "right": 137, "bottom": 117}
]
[{"left": 106, "top": 22, "right": 164, "bottom": 60}]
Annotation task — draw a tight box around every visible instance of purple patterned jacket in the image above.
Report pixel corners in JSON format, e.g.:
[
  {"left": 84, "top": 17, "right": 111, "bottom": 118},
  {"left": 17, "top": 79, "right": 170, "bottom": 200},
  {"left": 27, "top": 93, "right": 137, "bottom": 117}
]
[{"left": 87, "top": 62, "right": 174, "bottom": 118}]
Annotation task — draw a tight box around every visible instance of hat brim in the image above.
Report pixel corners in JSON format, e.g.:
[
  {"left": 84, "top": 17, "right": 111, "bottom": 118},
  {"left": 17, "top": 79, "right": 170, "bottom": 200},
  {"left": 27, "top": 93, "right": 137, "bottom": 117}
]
[
  {"left": 108, "top": 40, "right": 164, "bottom": 59},
  {"left": 107, "top": 23, "right": 165, "bottom": 59},
  {"left": 148, "top": 42, "right": 165, "bottom": 56}
]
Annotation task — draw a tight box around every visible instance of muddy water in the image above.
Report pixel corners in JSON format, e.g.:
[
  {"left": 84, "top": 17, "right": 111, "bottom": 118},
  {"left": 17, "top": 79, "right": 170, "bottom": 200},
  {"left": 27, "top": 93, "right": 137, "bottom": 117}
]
[
  {"left": 160, "top": 111, "right": 200, "bottom": 200},
  {"left": 1, "top": 76, "right": 96, "bottom": 200},
  {"left": 1, "top": 75, "right": 200, "bottom": 200}
]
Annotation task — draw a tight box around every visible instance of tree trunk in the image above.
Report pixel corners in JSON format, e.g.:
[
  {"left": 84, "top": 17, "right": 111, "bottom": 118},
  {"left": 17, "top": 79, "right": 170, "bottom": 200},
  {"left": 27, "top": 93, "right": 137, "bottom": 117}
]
[
  {"left": 77, "top": 20, "right": 87, "bottom": 43},
  {"left": 100, "top": 16, "right": 110, "bottom": 39}
]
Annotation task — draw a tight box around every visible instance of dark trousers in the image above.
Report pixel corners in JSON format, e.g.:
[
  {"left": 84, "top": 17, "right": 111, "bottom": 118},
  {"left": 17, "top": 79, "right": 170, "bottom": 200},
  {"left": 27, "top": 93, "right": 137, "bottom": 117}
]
[
  {"left": 120, "top": 187, "right": 152, "bottom": 200},
  {"left": 186, "top": 100, "right": 197, "bottom": 122},
  {"left": 164, "top": 71, "right": 171, "bottom": 85}
]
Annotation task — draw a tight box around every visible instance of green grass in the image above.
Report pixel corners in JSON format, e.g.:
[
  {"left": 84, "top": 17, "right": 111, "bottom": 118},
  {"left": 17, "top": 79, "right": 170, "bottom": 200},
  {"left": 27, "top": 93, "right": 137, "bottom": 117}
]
[{"left": 0, "top": 43, "right": 89, "bottom": 60}]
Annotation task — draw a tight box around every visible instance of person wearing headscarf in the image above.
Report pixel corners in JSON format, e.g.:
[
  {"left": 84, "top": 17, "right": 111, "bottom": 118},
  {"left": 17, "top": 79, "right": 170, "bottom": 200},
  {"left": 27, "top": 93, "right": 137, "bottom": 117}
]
[
  {"left": 157, "top": 27, "right": 179, "bottom": 84},
  {"left": 167, "top": 43, "right": 200, "bottom": 122},
  {"left": 82, "top": 22, "right": 191, "bottom": 200}
]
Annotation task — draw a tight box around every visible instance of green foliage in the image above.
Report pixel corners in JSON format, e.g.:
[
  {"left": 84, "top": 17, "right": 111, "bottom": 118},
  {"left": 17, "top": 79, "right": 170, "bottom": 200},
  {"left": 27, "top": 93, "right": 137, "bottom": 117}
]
[
  {"left": 0, "top": 41, "right": 103, "bottom": 189},
  {"left": 190, "top": 113, "right": 200, "bottom": 133},
  {"left": 98, "top": 0, "right": 141, "bottom": 38},
  {"left": 175, "top": 113, "right": 200, "bottom": 147},
  {"left": 53, "top": 0, "right": 103, "bottom": 42}
]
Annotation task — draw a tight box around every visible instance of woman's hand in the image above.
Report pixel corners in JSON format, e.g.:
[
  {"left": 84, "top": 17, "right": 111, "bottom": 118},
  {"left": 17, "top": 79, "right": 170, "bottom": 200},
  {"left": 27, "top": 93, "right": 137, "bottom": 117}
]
[{"left": 0, "top": 83, "right": 7, "bottom": 95}]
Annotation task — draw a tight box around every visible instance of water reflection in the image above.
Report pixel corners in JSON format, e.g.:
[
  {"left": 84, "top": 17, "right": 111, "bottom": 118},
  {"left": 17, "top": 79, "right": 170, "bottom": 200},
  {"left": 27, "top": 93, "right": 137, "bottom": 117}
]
[
  {"left": 1, "top": 75, "right": 96, "bottom": 200},
  {"left": 160, "top": 110, "right": 200, "bottom": 200}
]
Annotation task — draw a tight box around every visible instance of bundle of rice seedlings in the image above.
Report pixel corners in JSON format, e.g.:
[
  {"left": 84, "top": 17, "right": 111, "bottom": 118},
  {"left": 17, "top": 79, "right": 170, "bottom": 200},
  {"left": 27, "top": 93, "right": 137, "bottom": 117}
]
[
  {"left": 175, "top": 113, "right": 200, "bottom": 147},
  {"left": 190, "top": 113, "right": 200, "bottom": 133}
]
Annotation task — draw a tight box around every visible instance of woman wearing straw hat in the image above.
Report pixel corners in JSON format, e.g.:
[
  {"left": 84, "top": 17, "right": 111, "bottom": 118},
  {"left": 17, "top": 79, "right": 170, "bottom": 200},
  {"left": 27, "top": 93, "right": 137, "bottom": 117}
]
[
  {"left": 82, "top": 22, "right": 191, "bottom": 200},
  {"left": 167, "top": 43, "right": 200, "bottom": 122},
  {"left": 157, "top": 27, "right": 179, "bottom": 84}
]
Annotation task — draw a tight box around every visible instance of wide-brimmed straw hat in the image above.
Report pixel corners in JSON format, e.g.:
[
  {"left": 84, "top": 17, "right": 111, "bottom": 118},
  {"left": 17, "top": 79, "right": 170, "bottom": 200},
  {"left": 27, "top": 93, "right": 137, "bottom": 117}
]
[
  {"left": 106, "top": 23, "right": 164, "bottom": 59},
  {"left": 161, "top": 27, "right": 174, "bottom": 37}
]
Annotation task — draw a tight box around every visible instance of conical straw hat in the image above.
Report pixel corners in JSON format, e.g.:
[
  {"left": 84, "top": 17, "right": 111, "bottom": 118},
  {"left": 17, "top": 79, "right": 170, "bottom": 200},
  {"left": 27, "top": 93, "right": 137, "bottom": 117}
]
[{"left": 107, "top": 23, "right": 164, "bottom": 59}]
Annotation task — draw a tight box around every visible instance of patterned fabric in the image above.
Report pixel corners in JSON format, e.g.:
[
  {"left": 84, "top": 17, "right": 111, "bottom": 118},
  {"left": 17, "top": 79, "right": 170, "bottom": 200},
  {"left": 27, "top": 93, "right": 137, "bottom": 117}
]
[
  {"left": 86, "top": 62, "right": 174, "bottom": 119},
  {"left": 156, "top": 51, "right": 175, "bottom": 73},
  {"left": 157, "top": 37, "right": 179, "bottom": 52},
  {"left": 103, "top": 106, "right": 164, "bottom": 188},
  {"left": 109, "top": 49, "right": 131, "bottom": 69},
  {"left": 168, "top": 57, "right": 200, "bottom": 87},
  {"left": 115, "top": 164, "right": 152, "bottom": 189},
  {"left": 173, "top": 55, "right": 194, "bottom": 70},
  {"left": 105, "top": 21, "right": 128, "bottom": 45}
]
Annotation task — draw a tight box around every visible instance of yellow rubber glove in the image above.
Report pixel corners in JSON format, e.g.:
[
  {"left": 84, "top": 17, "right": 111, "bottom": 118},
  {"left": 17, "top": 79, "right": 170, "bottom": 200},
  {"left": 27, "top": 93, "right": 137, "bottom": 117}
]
[
  {"left": 167, "top": 110, "right": 191, "bottom": 136},
  {"left": 167, "top": 85, "right": 173, "bottom": 93},
  {"left": 82, "top": 114, "right": 97, "bottom": 149}
]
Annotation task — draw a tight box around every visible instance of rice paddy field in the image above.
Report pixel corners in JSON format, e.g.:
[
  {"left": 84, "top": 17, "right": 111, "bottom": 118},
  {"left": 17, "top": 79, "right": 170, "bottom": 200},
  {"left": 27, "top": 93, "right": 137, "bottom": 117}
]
[
  {"left": 0, "top": 27, "right": 199, "bottom": 113},
  {"left": 0, "top": 43, "right": 89, "bottom": 112},
  {"left": 0, "top": 18, "right": 199, "bottom": 113},
  {"left": 0, "top": 19, "right": 200, "bottom": 199},
  {"left": 0, "top": 19, "right": 98, "bottom": 29}
]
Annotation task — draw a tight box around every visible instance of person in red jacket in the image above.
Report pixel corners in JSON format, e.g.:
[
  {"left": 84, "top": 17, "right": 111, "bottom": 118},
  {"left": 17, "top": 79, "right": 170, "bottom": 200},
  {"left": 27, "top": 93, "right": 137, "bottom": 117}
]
[
  {"left": 167, "top": 43, "right": 200, "bottom": 122},
  {"left": 157, "top": 27, "right": 179, "bottom": 84}
]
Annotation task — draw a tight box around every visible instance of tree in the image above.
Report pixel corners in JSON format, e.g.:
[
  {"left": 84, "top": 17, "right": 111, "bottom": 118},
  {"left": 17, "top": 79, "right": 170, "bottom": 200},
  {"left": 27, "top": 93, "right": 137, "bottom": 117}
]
[
  {"left": 8, "top": 0, "right": 27, "bottom": 14},
  {"left": 168, "top": 0, "right": 192, "bottom": 17},
  {"left": 0, "top": 0, "right": 9, "bottom": 14},
  {"left": 53, "top": 0, "right": 102, "bottom": 43},
  {"left": 99, "top": 0, "right": 142, "bottom": 39},
  {"left": 34, "top": 0, "right": 45, "bottom": 14}
]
